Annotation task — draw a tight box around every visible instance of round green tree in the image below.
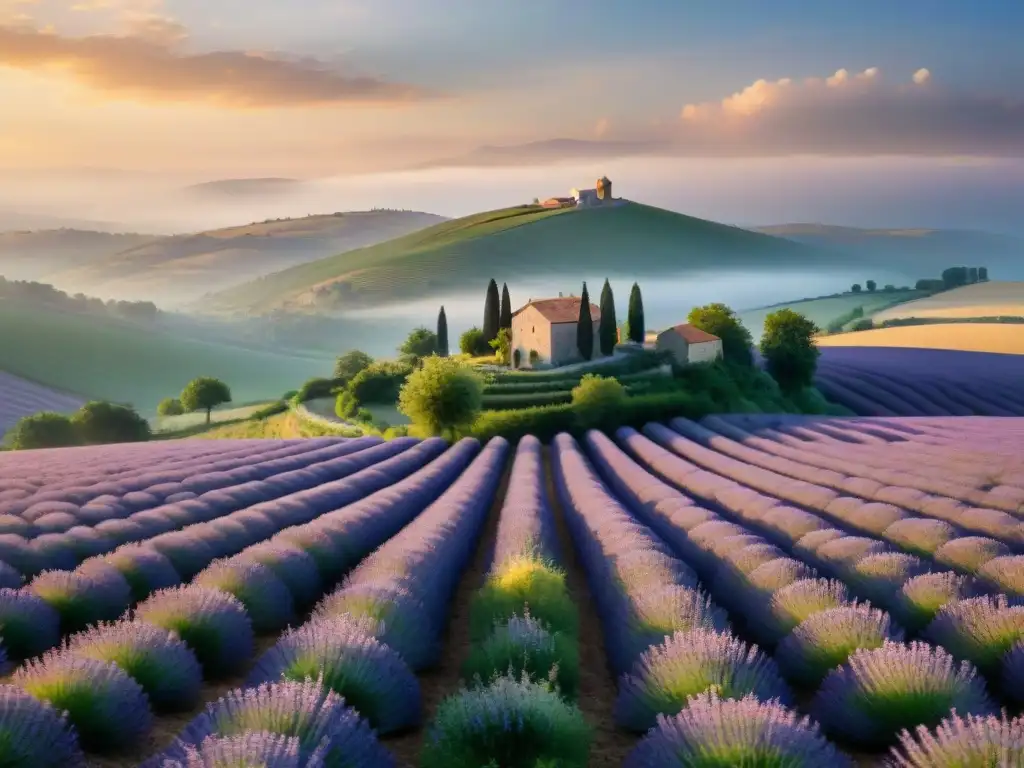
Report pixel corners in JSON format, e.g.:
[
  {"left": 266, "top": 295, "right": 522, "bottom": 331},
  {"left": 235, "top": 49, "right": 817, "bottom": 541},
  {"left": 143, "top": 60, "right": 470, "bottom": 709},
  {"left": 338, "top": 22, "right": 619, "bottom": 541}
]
[
  {"left": 687, "top": 303, "right": 754, "bottom": 366},
  {"left": 571, "top": 374, "right": 626, "bottom": 430},
  {"left": 333, "top": 350, "right": 373, "bottom": 383},
  {"left": 5, "top": 412, "right": 79, "bottom": 450},
  {"left": 180, "top": 377, "right": 232, "bottom": 424},
  {"left": 760, "top": 309, "right": 821, "bottom": 394},
  {"left": 399, "top": 326, "right": 438, "bottom": 361},
  {"left": 398, "top": 356, "right": 484, "bottom": 438},
  {"left": 156, "top": 397, "right": 184, "bottom": 417},
  {"left": 460, "top": 327, "right": 489, "bottom": 356},
  {"left": 72, "top": 401, "right": 150, "bottom": 444}
]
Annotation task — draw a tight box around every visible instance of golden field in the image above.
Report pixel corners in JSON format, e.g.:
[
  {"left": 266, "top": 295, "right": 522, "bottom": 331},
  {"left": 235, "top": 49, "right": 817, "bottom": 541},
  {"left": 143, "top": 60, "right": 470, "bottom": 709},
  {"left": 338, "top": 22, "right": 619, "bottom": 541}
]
[
  {"left": 871, "top": 281, "right": 1024, "bottom": 322},
  {"left": 816, "top": 323, "right": 1024, "bottom": 354}
]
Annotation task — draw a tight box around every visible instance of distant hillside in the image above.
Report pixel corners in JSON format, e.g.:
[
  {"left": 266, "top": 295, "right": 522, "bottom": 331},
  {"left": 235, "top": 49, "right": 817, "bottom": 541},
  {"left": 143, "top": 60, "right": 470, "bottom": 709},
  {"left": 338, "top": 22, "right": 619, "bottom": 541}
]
[
  {"left": 184, "top": 178, "right": 304, "bottom": 197},
  {"left": 0, "top": 229, "right": 158, "bottom": 282},
  {"left": 206, "top": 202, "right": 837, "bottom": 315},
  {"left": 0, "top": 297, "right": 332, "bottom": 415},
  {"left": 754, "top": 224, "right": 1024, "bottom": 279},
  {"left": 31, "top": 210, "right": 446, "bottom": 305}
]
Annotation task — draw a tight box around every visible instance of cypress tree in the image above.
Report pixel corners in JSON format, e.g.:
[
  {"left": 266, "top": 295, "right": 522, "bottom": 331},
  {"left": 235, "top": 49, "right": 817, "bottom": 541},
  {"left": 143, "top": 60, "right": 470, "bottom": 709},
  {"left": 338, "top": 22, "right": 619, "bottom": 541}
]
[
  {"left": 598, "top": 278, "right": 617, "bottom": 356},
  {"left": 483, "top": 279, "right": 500, "bottom": 342},
  {"left": 437, "top": 306, "right": 449, "bottom": 357},
  {"left": 499, "top": 283, "right": 512, "bottom": 330},
  {"left": 576, "top": 282, "right": 594, "bottom": 360},
  {"left": 627, "top": 282, "right": 645, "bottom": 344}
]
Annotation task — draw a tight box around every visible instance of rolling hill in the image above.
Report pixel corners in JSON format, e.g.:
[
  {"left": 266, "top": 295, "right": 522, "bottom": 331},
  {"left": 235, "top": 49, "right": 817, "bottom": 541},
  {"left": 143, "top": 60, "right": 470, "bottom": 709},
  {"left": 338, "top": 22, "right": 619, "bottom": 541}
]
[
  {"left": 204, "top": 202, "right": 838, "bottom": 315},
  {"left": 815, "top": 323, "right": 1024, "bottom": 354},
  {"left": 0, "top": 298, "right": 333, "bottom": 415},
  {"left": 2, "top": 210, "right": 446, "bottom": 305},
  {"left": 754, "top": 224, "right": 1024, "bottom": 279}
]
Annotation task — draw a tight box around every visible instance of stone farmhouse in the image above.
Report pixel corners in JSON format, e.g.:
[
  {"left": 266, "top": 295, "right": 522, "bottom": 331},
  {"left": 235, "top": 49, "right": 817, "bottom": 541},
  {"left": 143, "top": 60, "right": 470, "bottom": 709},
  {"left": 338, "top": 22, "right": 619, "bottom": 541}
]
[
  {"left": 541, "top": 176, "right": 618, "bottom": 209},
  {"left": 511, "top": 296, "right": 600, "bottom": 367},
  {"left": 651, "top": 324, "right": 724, "bottom": 365},
  {"left": 512, "top": 295, "right": 724, "bottom": 369}
]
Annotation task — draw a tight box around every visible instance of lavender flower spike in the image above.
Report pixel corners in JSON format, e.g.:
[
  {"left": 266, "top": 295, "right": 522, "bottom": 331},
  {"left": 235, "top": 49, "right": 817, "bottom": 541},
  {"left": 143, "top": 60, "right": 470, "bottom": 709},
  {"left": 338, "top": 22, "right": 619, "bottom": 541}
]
[{"left": 0, "top": 684, "right": 86, "bottom": 767}]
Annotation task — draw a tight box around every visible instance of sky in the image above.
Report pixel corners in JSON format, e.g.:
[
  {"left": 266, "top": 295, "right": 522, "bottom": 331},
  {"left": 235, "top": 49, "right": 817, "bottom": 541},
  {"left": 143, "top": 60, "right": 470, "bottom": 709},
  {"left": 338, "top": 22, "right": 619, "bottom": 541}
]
[{"left": 0, "top": 1, "right": 1021, "bottom": 231}]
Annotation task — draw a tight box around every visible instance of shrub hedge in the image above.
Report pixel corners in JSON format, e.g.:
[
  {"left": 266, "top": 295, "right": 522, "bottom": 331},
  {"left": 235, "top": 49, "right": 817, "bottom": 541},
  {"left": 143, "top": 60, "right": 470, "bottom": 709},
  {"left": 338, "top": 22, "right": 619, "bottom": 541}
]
[{"left": 494, "top": 350, "right": 666, "bottom": 383}]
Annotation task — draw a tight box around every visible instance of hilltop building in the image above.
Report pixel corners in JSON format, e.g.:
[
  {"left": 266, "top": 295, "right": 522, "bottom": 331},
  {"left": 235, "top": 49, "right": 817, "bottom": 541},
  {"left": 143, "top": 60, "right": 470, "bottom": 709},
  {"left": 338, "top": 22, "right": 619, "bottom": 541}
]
[
  {"left": 511, "top": 296, "right": 601, "bottom": 367},
  {"left": 537, "top": 176, "right": 619, "bottom": 209}
]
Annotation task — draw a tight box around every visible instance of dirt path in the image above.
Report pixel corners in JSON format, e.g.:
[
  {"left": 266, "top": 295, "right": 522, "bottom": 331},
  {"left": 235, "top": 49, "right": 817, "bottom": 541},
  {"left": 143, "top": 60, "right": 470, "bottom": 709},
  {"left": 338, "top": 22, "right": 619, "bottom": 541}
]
[
  {"left": 384, "top": 463, "right": 511, "bottom": 768},
  {"left": 543, "top": 448, "right": 639, "bottom": 766}
]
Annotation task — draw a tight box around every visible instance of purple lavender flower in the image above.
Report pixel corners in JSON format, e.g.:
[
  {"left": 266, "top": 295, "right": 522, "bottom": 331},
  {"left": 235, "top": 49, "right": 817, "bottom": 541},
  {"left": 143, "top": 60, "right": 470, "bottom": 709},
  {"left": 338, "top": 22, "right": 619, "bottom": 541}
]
[
  {"left": 0, "top": 684, "right": 86, "bottom": 767},
  {"left": 272, "top": 528, "right": 344, "bottom": 583},
  {"left": 756, "top": 577, "right": 851, "bottom": 645},
  {"left": 624, "top": 692, "right": 851, "bottom": 768},
  {"left": 246, "top": 616, "right": 420, "bottom": 735},
  {"left": 815, "top": 536, "right": 890, "bottom": 576},
  {"left": 849, "top": 552, "right": 932, "bottom": 609},
  {"left": 0, "top": 559, "right": 22, "bottom": 589},
  {"left": 0, "top": 588, "right": 61, "bottom": 659},
  {"left": 812, "top": 641, "right": 996, "bottom": 749},
  {"left": 63, "top": 526, "right": 116, "bottom": 560},
  {"left": 136, "top": 585, "right": 254, "bottom": 678},
  {"left": 194, "top": 560, "right": 295, "bottom": 634},
  {"left": 28, "top": 569, "right": 131, "bottom": 634},
  {"left": 64, "top": 620, "right": 202, "bottom": 712},
  {"left": 884, "top": 518, "right": 957, "bottom": 558},
  {"left": 775, "top": 604, "right": 905, "bottom": 686},
  {"left": 13, "top": 652, "right": 153, "bottom": 751},
  {"left": 235, "top": 542, "right": 322, "bottom": 607},
  {"left": 313, "top": 583, "right": 436, "bottom": 670},
  {"left": 1002, "top": 640, "right": 1024, "bottom": 704},
  {"left": 161, "top": 679, "right": 393, "bottom": 767},
  {"left": 102, "top": 544, "right": 182, "bottom": 601},
  {"left": 147, "top": 533, "right": 217, "bottom": 580},
  {"left": 924, "top": 594, "right": 1024, "bottom": 676},
  {"left": 27, "top": 534, "right": 78, "bottom": 572},
  {"left": 614, "top": 628, "right": 793, "bottom": 732},
  {"left": 627, "top": 585, "right": 729, "bottom": 665},
  {"left": 896, "top": 571, "right": 979, "bottom": 634},
  {"left": 158, "top": 731, "right": 302, "bottom": 768},
  {"left": 888, "top": 712, "right": 1024, "bottom": 767},
  {"left": 934, "top": 536, "right": 1011, "bottom": 575},
  {"left": 978, "top": 555, "right": 1024, "bottom": 600}
]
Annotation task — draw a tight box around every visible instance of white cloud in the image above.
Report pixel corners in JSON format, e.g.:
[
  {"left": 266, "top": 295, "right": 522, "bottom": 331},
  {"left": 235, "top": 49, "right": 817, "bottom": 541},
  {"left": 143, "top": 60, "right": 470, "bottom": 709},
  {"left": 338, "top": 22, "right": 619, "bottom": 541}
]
[{"left": 674, "top": 66, "right": 1023, "bottom": 156}]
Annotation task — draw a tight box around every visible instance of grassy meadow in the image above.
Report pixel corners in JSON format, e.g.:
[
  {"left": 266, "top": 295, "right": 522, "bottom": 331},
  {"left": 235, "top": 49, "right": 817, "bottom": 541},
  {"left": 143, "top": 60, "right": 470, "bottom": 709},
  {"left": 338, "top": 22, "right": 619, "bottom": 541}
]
[
  {"left": 870, "top": 281, "right": 1024, "bottom": 323},
  {"left": 151, "top": 402, "right": 277, "bottom": 433},
  {"left": 205, "top": 202, "right": 829, "bottom": 314},
  {"left": 179, "top": 410, "right": 361, "bottom": 440},
  {"left": 815, "top": 323, "right": 1024, "bottom": 354},
  {"left": 0, "top": 301, "right": 332, "bottom": 413},
  {"left": 738, "top": 289, "right": 923, "bottom": 340}
]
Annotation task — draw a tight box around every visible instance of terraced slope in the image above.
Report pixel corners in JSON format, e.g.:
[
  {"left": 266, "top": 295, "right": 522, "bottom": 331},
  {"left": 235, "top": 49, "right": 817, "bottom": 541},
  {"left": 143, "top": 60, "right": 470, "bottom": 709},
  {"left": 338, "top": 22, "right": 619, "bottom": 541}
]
[{"left": 0, "top": 416, "right": 1022, "bottom": 766}]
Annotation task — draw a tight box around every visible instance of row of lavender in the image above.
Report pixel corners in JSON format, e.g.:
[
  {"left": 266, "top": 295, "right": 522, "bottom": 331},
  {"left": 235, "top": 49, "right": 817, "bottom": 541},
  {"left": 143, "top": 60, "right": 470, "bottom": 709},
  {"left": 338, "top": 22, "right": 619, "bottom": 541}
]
[
  {"left": 420, "top": 436, "right": 591, "bottom": 766},
  {"left": 815, "top": 347, "right": 1024, "bottom": 417},
  {"left": 145, "top": 436, "right": 510, "bottom": 765},
  {"left": 569, "top": 416, "right": 1024, "bottom": 762},
  {"left": 0, "top": 435, "right": 480, "bottom": 764}
]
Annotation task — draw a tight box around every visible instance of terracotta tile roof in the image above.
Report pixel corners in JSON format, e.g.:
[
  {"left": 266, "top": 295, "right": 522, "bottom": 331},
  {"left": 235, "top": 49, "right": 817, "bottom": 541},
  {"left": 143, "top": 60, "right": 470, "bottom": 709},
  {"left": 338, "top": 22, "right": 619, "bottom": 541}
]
[
  {"left": 662, "top": 323, "right": 721, "bottom": 344},
  {"left": 513, "top": 297, "right": 601, "bottom": 324}
]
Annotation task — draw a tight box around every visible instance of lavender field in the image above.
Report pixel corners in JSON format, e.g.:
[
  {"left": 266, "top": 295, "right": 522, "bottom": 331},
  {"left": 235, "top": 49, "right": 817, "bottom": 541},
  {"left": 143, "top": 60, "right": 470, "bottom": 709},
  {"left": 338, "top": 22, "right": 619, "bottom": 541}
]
[
  {"left": 816, "top": 347, "right": 1024, "bottom": 416},
  {"left": 0, "top": 417, "right": 1022, "bottom": 766},
  {"left": 0, "top": 370, "right": 84, "bottom": 436}
]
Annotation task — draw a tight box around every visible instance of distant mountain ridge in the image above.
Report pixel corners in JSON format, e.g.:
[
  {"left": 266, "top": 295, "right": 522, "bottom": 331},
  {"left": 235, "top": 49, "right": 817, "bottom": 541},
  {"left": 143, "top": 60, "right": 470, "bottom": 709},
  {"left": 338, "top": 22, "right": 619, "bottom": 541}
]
[{"left": 0, "top": 210, "right": 448, "bottom": 306}]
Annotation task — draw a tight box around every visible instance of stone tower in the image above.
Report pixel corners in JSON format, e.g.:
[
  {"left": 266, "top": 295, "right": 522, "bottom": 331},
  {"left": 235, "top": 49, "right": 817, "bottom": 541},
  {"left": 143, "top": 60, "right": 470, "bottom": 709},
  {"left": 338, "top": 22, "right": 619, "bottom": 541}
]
[{"left": 596, "top": 176, "right": 612, "bottom": 201}]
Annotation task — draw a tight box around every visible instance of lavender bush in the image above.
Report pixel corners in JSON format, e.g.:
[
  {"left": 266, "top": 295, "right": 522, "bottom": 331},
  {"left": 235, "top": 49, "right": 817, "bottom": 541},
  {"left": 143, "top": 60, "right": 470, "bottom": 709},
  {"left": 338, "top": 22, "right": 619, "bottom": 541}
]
[
  {"left": 775, "top": 604, "right": 905, "bottom": 686},
  {"left": 470, "top": 558, "right": 578, "bottom": 643},
  {"left": 0, "top": 588, "right": 61, "bottom": 659},
  {"left": 812, "top": 641, "right": 996, "bottom": 748},
  {"left": 160, "top": 731, "right": 302, "bottom": 768},
  {"left": 102, "top": 544, "right": 182, "bottom": 601},
  {"left": 157, "top": 679, "right": 394, "bottom": 767},
  {"left": 64, "top": 620, "right": 202, "bottom": 712},
  {"left": 624, "top": 692, "right": 851, "bottom": 768},
  {"left": 888, "top": 712, "right": 1024, "bottom": 767},
  {"left": 421, "top": 674, "right": 590, "bottom": 768},
  {"left": 246, "top": 616, "right": 421, "bottom": 735},
  {"left": 136, "top": 585, "right": 254, "bottom": 677},
  {"left": 978, "top": 555, "right": 1024, "bottom": 600},
  {"left": 13, "top": 653, "right": 153, "bottom": 751},
  {"left": 923, "top": 594, "right": 1024, "bottom": 676},
  {"left": 0, "top": 684, "right": 86, "bottom": 767},
  {"left": 194, "top": 560, "right": 295, "bottom": 634},
  {"left": 896, "top": 571, "right": 979, "bottom": 634},
  {"left": 235, "top": 542, "right": 322, "bottom": 607},
  {"left": 462, "top": 614, "right": 579, "bottom": 700},
  {"left": 614, "top": 628, "right": 792, "bottom": 732},
  {"left": 28, "top": 569, "right": 131, "bottom": 633},
  {"left": 934, "top": 536, "right": 1011, "bottom": 575},
  {"left": 755, "top": 578, "right": 851, "bottom": 645}
]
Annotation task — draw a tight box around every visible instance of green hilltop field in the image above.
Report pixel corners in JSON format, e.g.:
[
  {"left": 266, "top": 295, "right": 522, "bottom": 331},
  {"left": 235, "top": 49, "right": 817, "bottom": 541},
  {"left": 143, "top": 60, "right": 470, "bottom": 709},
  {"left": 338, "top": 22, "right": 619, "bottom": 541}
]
[
  {"left": 0, "top": 300, "right": 332, "bottom": 414},
  {"left": 205, "top": 202, "right": 834, "bottom": 315}
]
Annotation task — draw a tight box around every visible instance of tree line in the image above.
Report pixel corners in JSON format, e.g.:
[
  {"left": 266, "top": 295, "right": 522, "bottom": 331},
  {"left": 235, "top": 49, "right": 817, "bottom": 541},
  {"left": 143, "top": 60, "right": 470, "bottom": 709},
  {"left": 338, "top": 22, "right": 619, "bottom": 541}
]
[{"left": 0, "top": 277, "right": 159, "bottom": 323}]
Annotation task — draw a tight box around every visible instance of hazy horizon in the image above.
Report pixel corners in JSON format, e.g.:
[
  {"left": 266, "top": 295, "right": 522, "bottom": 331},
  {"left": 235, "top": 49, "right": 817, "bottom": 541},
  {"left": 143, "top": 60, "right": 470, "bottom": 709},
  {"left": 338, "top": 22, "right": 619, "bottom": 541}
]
[{"left": 1, "top": 156, "right": 1022, "bottom": 237}]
